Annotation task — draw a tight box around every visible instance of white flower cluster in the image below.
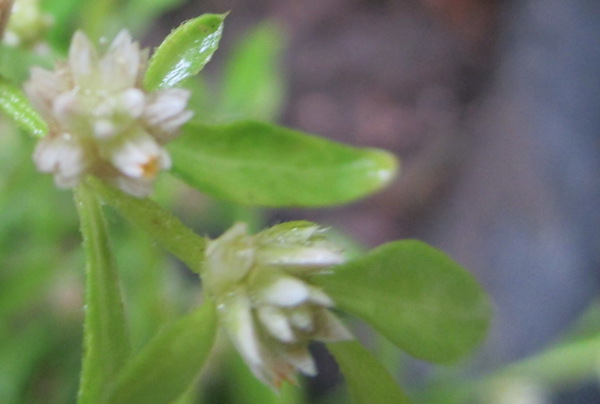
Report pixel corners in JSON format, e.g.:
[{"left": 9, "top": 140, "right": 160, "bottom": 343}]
[
  {"left": 204, "top": 222, "right": 352, "bottom": 388},
  {"left": 25, "top": 30, "right": 192, "bottom": 196}
]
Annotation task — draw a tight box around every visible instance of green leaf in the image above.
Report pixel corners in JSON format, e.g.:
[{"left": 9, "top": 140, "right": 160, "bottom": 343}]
[
  {"left": 327, "top": 340, "right": 412, "bottom": 404},
  {"left": 312, "top": 241, "right": 491, "bottom": 363},
  {"left": 104, "top": 301, "right": 218, "bottom": 404},
  {"left": 144, "top": 13, "right": 227, "bottom": 91},
  {"left": 220, "top": 22, "right": 285, "bottom": 120},
  {"left": 75, "top": 186, "right": 130, "bottom": 404},
  {"left": 87, "top": 177, "right": 206, "bottom": 274},
  {"left": 0, "top": 76, "right": 47, "bottom": 137},
  {"left": 492, "top": 334, "right": 600, "bottom": 387},
  {"left": 169, "top": 121, "right": 398, "bottom": 207},
  {"left": 41, "top": 0, "right": 83, "bottom": 52}
]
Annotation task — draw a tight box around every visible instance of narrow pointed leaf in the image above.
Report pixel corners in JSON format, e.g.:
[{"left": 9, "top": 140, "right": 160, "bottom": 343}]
[
  {"left": 328, "top": 340, "right": 412, "bottom": 404},
  {"left": 0, "top": 76, "right": 47, "bottom": 137},
  {"left": 75, "top": 186, "right": 130, "bottom": 404},
  {"left": 104, "top": 301, "right": 218, "bottom": 404},
  {"left": 312, "top": 241, "right": 491, "bottom": 363},
  {"left": 169, "top": 121, "right": 398, "bottom": 207},
  {"left": 144, "top": 13, "right": 227, "bottom": 91},
  {"left": 87, "top": 177, "right": 206, "bottom": 274}
]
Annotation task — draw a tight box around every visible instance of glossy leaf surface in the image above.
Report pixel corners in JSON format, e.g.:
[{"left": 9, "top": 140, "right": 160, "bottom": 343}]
[
  {"left": 0, "top": 76, "right": 47, "bottom": 137},
  {"left": 75, "top": 186, "right": 130, "bottom": 404},
  {"left": 104, "top": 302, "right": 217, "bottom": 404},
  {"left": 313, "top": 241, "right": 491, "bottom": 363},
  {"left": 144, "top": 13, "right": 226, "bottom": 91},
  {"left": 328, "top": 340, "right": 412, "bottom": 404},
  {"left": 169, "top": 121, "right": 398, "bottom": 207}
]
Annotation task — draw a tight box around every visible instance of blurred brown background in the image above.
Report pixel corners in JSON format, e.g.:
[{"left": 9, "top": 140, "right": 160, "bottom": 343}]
[{"left": 157, "top": 0, "right": 600, "bottom": 401}]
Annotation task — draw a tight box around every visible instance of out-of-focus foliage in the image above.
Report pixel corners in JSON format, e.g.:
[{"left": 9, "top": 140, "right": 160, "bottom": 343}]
[{"left": 2, "top": 1, "right": 595, "bottom": 404}]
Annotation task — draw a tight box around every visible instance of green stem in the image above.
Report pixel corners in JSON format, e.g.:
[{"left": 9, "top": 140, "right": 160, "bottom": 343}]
[
  {"left": 87, "top": 177, "right": 206, "bottom": 274},
  {"left": 75, "top": 185, "right": 130, "bottom": 404}
]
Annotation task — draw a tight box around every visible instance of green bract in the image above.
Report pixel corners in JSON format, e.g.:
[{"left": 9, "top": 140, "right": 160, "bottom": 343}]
[
  {"left": 169, "top": 121, "right": 398, "bottom": 207},
  {"left": 144, "top": 13, "right": 227, "bottom": 91},
  {"left": 312, "top": 240, "right": 492, "bottom": 363}
]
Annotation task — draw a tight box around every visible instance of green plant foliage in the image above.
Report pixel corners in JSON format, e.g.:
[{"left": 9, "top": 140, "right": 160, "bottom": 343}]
[
  {"left": 87, "top": 177, "right": 206, "bottom": 274},
  {"left": 0, "top": 76, "right": 47, "bottom": 137},
  {"left": 144, "top": 13, "right": 227, "bottom": 91},
  {"left": 75, "top": 186, "right": 130, "bottom": 404},
  {"left": 169, "top": 121, "right": 398, "bottom": 207},
  {"left": 328, "top": 340, "right": 412, "bottom": 404},
  {"left": 220, "top": 22, "right": 286, "bottom": 121},
  {"left": 312, "top": 241, "right": 492, "bottom": 363},
  {"left": 41, "top": 0, "right": 83, "bottom": 52},
  {"left": 103, "top": 301, "right": 217, "bottom": 404}
]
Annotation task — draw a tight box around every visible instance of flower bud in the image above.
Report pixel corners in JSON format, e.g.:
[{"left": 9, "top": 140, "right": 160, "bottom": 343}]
[
  {"left": 204, "top": 222, "right": 352, "bottom": 388},
  {"left": 3, "top": 0, "right": 51, "bottom": 47}
]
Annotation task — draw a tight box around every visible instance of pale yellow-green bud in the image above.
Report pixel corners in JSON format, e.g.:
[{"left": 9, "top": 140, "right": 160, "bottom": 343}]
[{"left": 4, "top": 0, "right": 51, "bottom": 47}]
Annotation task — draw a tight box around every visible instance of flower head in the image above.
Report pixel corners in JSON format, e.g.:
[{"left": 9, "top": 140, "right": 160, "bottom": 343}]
[
  {"left": 25, "top": 30, "right": 193, "bottom": 196},
  {"left": 204, "top": 222, "right": 352, "bottom": 388}
]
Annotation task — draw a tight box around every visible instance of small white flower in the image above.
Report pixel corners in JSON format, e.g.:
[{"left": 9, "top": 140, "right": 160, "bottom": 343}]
[
  {"left": 204, "top": 222, "right": 352, "bottom": 388},
  {"left": 24, "top": 30, "right": 193, "bottom": 196}
]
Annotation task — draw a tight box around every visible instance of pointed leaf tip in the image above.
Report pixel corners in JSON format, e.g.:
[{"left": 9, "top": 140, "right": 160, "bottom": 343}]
[
  {"left": 169, "top": 120, "right": 399, "bottom": 207},
  {"left": 144, "top": 13, "right": 227, "bottom": 91}
]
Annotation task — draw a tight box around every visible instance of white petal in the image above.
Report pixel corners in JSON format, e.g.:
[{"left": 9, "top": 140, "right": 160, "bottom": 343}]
[
  {"left": 260, "top": 277, "right": 310, "bottom": 307},
  {"left": 100, "top": 30, "right": 141, "bottom": 90},
  {"left": 260, "top": 246, "right": 345, "bottom": 269},
  {"left": 288, "top": 305, "right": 313, "bottom": 332},
  {"left": 313, "top": 309, "right": 353, "bottom": 342},
  {"left": 224, "top": 293, "right": 264, "bottom": 367},
  {"left": 119, "top": 88, "right": 146, "bottom": 118},
  {"left": 33, "top": 135, "right": 86, "bottom": 188},
  {"left": 110, "top": 134, "right": 167, "bottom": 179},
  {"left": 52, "top": 90, "right": 80, "bottom": 129},
  {"left": 307, "top": 286, "right": 334, "bottom": 307},
  {"left": 144, "top": 89, "right": 190, "bottom": 124},
  {"left": 25, "top": 68, "right": 65, "bottom": 117},
  {"left": 257, "top": 305, "right": 295, "bottom": 343},
  {"left": 93, "top": 119, "right": 116, "bottom": 138},
  {"left": 283, "top": 347, "right": 317, "bottom": 376},
  {"left": 68, "top": 31, "right": 97, "bottom": 84},
  {"left": 143, "top": 89, "right": 192, "bottom": 142}
]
